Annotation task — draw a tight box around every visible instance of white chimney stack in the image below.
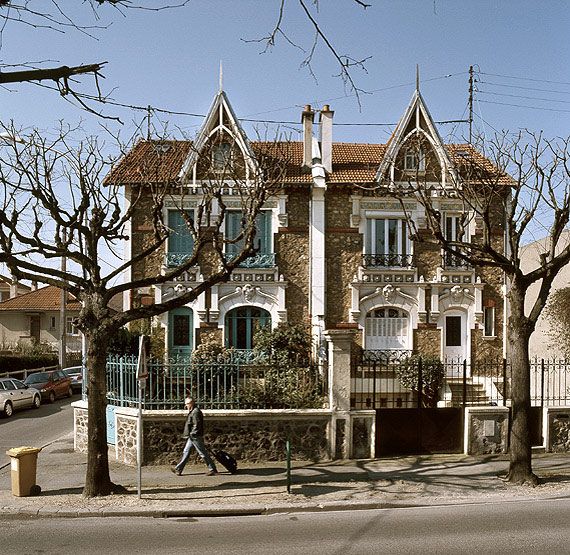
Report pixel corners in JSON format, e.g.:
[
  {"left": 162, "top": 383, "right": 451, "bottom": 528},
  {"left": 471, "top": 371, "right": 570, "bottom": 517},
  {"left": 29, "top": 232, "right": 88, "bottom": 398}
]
[
  {"left": 302, "top": 104, "right": 314, "bottom": 169},
  {"left": 319, "top": 104, "right": 334, "bottom": 174}
]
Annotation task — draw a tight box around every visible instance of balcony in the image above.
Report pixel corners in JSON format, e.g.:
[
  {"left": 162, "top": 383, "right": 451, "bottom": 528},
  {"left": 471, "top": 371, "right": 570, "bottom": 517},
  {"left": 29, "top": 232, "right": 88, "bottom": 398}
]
[
  {"left": 442, "top": 253, "right": 472, "bottom": 270},
  {"left": 166, "top": 252, "right": 195, "bottom": 267},
  {"left": 362, "top": 253, "right": 414, "bottom": 268},
  {"left": 227, "top": 252, "right": 276, "bottom": 269}
]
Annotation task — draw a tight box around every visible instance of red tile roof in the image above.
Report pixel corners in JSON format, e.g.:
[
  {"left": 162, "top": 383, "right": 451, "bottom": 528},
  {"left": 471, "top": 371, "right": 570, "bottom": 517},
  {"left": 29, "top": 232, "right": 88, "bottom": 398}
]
[
  {"left": 0, "top": 286, "right": 81, "bottom": 311},
  {"left": 105, "top": 139, "right": 511, "bottom": 187}
]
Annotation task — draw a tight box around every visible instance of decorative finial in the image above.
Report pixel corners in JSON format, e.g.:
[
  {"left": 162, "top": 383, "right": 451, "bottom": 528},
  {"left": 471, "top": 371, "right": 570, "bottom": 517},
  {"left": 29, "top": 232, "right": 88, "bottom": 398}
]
[
  {"left": 219, "top": 60, "right": 223, "bottom": 92},
  {"left": 416, "top": 64, "right": 420, "bottom": 92}
]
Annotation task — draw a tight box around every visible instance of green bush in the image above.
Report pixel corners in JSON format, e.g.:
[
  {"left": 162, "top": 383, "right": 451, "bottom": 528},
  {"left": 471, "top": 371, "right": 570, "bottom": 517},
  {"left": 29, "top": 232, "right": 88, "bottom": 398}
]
[
  {"left": 395, "top": 354, "right": 445, "bottom": 408},
  {"left": 0, "top": 354, "right": 59, "bottom": 373},
  {"left": 237, "top": 323, "right": 323, "bottom": 409}
]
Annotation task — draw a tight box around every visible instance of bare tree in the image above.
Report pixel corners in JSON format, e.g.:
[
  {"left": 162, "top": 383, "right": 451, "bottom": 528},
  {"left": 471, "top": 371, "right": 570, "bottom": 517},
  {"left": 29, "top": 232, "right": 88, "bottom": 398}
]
[
  {"left": 0, "top": 1, "right": 371, "bottom": 117},
  {"left": 0, "top": 123, "right": 290, "bottom": 496},
  {"left": 391, "top": 132, "right": 570, "bottom": 485}
]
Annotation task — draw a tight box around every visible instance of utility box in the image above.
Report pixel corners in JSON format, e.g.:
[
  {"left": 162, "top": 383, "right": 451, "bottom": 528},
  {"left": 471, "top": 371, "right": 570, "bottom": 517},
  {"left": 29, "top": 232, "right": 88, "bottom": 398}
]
[{"left": 6, "top": 446, "right": 42, "bottom": 497}]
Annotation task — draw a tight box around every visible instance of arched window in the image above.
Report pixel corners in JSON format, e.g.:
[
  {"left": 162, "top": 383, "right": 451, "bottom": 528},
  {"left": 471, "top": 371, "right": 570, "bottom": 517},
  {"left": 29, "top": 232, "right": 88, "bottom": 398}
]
[
  {"left": 365, "top": 307, "right": 409, "bottom": 351},
  {"left": 225, "top": 307, "right": 271, "bottom": 350}
]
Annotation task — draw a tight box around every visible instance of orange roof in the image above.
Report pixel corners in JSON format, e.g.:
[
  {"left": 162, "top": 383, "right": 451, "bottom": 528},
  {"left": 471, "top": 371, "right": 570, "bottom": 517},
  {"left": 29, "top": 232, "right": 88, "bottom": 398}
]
[
  {"left": 105, "top": 139, "right": 510, "bottom": 187},
  {"left": 0, "top": 286, "right": 81, "bottom": 312}
]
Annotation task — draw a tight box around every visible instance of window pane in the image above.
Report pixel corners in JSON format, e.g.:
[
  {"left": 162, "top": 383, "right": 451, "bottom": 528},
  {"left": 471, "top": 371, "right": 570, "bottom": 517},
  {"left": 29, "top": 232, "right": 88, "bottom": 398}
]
[
  {"left": 168, "top": 210, "right": 194, "bottom": 254},
  {"left": 445, "top": 316, "right": 462, "bottom": 346},
  {"left": 375, "top": 219, "right": 385, "bottom": 254},
  {"left": 172, "top": 314, "right": 191, "bottom": 347},
  {"left": 388, "top": 220, "right": 398, "bottom": 254},
  {"left": 484, "top": 307, "right": 495, "bottom": 336}
]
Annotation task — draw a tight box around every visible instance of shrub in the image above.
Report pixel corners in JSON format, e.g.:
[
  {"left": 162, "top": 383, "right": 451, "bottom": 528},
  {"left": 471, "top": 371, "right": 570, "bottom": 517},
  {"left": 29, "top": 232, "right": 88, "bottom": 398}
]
[{"left": 395, "top": 354, "right": 445, "bottom": 408}]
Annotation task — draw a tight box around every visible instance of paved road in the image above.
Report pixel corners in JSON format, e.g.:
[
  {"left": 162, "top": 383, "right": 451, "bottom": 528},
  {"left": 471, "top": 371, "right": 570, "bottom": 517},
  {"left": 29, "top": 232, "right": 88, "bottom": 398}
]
[
  {"left": 1, "top": 498, "right": 569, "bottom": 554},
  {"left": 0, "top": 395, "right": 76, "bottom": 467}
]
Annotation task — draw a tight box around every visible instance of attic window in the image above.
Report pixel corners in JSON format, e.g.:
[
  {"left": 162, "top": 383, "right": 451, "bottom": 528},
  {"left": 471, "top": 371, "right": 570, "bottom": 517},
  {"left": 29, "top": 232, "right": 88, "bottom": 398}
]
[
  {"left": 212, "top": 142, "right": 233, "bottom": 171},
  {"left": 404, "top": 148, "right": 425, "bottom": 171},
  {"left": 456, "top": 150, "right": 469, "bottom": 159}
]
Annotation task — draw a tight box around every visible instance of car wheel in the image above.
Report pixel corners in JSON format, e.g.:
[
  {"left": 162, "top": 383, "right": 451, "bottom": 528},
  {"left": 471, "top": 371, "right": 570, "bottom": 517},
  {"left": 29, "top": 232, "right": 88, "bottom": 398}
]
[
  {"left": 48, "top": 390, "right": 56, "bottom": 403},
  {"left": 67, "top": 386, "right": 73, "bottom": 398},
  {"left": 3, "top": 401, "right": 13, "bottom": 418},
  {"left": 32, "top": 395, "right": 41, "bottom": 409}
]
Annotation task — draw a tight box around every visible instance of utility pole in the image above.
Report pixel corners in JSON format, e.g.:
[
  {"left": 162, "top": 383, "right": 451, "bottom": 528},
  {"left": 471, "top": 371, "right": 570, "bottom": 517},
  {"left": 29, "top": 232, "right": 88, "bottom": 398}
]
[
  {"left": 59, "top": 230, "right": 67, "bottom": 369},
  {"left": 468, "top": 65, "right": 474, "bottom": 144}
]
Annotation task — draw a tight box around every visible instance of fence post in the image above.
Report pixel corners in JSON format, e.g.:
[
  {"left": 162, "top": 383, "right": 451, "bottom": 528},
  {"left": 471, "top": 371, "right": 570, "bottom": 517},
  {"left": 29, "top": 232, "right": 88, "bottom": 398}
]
[
  {"left": 372, "top": 361, "right": 377, "bottom": 409},
  {"left": 462, "top": 359, "right": 467, "bottom": 408},
  {"left": 417, "top": 357, "right": 423, "bottom": 409},
  {"left": 502, "top": 358, "right": 507, "bottom": 407},
  {"left": 541, "top": 359, "right": 545, "bottom": 408}
]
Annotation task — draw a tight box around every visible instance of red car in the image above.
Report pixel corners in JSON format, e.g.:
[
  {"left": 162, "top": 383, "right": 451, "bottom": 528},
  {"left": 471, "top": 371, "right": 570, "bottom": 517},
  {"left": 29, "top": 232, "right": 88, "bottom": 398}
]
[{"left": 24, "top": 369, "right": 73, "bottom": 403}]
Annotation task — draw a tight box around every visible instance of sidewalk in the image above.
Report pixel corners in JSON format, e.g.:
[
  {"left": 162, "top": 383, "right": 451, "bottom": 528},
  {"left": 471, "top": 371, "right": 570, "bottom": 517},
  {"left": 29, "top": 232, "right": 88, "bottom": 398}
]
[{"left": 1, "top": 434, "right": 570, "bottom": 518}]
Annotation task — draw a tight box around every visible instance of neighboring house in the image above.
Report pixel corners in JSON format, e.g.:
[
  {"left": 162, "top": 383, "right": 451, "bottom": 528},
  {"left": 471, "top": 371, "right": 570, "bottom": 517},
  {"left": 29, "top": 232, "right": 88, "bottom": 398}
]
[
  {"left": 520, "top": 230, "right": 570, "bottom": 359},
  {"left": 0, "top": 275, "right": 31, "bottom": 303},
  {"left": 0, "top": 285, "right": 82, "bottom": 353},
  {"left": 109, "top": 87, "right": 508, "bottom": 407}
]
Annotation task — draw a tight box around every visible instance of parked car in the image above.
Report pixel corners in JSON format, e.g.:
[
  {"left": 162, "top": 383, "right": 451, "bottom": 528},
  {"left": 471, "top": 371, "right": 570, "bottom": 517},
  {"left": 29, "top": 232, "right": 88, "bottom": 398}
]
[
  {"left": 24, "top": 370, "right": 72, "bottom": 403},
  {"left": 0, "top": 377, "right": 41, "bottom": 418},
  {"left": 62, "top": 366, "right": 83, "bottom": 394}
]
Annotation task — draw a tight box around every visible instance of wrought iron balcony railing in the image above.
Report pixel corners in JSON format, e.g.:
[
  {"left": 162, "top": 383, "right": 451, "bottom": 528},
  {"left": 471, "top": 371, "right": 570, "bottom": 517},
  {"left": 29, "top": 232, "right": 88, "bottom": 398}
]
[
  {"left": 166, "top": 252, "right": 195, "bottom": 267},
  {"left": 227, "top": 252, "right": 276, "bottom": 268},
  {"left": 362, "top": 253, "right": 414, "bottom": 268},
  {"left": 443, "top": 253, "right": 472, "bottom": 270}
]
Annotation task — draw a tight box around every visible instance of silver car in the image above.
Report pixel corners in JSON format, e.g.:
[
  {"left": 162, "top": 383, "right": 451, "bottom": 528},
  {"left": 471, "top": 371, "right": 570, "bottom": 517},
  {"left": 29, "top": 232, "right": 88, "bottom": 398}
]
[{"left": 0, "top": 377, "right": 41, "bottom": 418}]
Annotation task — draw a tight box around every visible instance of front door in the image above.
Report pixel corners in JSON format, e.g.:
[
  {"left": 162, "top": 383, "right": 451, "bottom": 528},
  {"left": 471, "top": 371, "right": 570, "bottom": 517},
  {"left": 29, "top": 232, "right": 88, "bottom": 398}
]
[
  {"left": 168, "top": 307, "right": 193, "bottom": 357},
  {"left": 443, "top": 312, "right": 467, "bottom": 363},
  {"left": 30, "top": 314, "right": 40, "bottom": 344}
]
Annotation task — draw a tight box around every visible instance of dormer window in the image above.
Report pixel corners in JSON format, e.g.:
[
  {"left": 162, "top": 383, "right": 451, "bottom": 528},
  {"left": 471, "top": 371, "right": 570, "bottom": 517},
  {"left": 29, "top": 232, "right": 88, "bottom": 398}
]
[
  {"left": 404, "top": 148, "right": 425, "bottom": 172},
  {"left": 212, "top": 142, "right": 233, "bottom": 171}
]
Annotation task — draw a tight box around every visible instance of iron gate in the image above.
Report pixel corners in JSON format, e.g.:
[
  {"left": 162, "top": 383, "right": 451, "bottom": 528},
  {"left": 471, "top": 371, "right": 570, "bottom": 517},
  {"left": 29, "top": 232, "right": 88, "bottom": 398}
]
[{"left": 375, "top": 407, "right": 464, "bottom": 456}]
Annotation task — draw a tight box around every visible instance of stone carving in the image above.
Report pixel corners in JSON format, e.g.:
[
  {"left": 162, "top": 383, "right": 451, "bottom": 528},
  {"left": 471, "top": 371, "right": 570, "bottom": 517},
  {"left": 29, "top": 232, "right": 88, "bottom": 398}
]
[
  {"left": 238, "top": 283, "right": 259, "bottom": 302},
  {"left": 382, "top": 284, "right": 397, "bottom": 303}
]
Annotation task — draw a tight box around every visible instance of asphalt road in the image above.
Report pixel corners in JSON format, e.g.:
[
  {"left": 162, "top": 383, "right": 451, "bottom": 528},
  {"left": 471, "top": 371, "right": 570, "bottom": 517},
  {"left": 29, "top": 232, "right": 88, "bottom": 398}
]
[
  {"left": 1, "top": 498, "right": 569, "bottom": 554},
  {"left": 0, "top": 395, "right": 76, "bottom": 468}
]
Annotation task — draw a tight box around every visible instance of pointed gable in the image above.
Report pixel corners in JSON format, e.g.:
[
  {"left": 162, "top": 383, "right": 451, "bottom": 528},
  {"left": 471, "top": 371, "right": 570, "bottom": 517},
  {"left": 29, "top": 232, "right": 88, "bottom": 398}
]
[
  {"left": 178, "top": 90, "right": 258, "bottom": 182},
  {"left": 376, "top": 90, "right": 455, "bottom": 186}
]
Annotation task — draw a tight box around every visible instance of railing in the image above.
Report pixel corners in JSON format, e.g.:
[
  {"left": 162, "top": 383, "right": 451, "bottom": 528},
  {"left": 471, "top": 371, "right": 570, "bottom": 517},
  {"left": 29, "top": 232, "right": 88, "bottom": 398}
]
[
  {"left": 105, "top": 354, "right": 323, "bottom": 410},
  {"left": 0, "top": 365, "right": 59, "bottom": 380},
  {"left": 351, "top": 356, "right": 570, "bottom": 409},
  {"left": 166, "top": 252, "right": 195, "bottom": 267},
  {"left": 227, "top": 252, "right": 276, "bottom": 268},
  {"left": 362, "top": 253, "right": 414, "bottom": 268},
  {"left": 442, "top": 253, "right": 472, "bottom": 269}
]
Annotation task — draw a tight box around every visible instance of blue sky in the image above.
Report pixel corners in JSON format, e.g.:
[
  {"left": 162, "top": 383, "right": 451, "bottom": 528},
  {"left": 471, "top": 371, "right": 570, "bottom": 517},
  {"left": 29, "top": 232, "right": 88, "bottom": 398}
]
[{"left": 1, "top": 0, "right": 569, "bottom": 145}]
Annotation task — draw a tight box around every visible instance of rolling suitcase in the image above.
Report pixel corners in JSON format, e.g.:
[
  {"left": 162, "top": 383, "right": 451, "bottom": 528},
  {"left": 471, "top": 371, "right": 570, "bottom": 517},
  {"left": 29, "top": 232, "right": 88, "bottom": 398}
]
[{"left": 213, "top": 450, "right": 238, "bottom": 474}]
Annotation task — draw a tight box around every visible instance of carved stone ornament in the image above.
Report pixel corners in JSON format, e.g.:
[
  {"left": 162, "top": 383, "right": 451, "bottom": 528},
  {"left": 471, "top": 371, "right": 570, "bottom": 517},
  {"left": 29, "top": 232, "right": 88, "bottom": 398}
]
[
  {"left": 382, "top": 284, "right": 397, "bottom": 303},
  {"left": 450, "top": 285, "right": 466, "bottom": 302},
  {"left": 238, "top": 283, "right": 259, "bottom": 303}
]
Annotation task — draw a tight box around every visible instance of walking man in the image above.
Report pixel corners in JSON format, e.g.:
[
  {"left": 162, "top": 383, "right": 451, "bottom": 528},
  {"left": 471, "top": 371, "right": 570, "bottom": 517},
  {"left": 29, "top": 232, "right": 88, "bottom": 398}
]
[{"left": 172, "top": 397, "right": 218, "bottom": 476}]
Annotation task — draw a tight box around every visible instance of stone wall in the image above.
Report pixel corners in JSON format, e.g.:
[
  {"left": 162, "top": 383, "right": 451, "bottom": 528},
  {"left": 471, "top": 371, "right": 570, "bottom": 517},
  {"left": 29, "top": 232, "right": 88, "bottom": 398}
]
[
  {"left": 73, "top": 402, "right": 88, "bottom": 453},
  {"left": 351, "top": 411, "right": 375, "bottom": 459},
  {"left": 546, "top": 407, "right": 570, "bottom": 452},
  {"left": 464, "top": 406, "right": 509, "bottom": 454},
  {"left": 116, "top": 414, "right": 138, "bottom": 466}
]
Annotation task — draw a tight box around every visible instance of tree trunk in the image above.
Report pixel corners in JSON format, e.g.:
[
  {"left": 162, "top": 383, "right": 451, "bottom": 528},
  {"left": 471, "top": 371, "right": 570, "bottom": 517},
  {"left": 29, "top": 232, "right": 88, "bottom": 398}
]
[
  {"left": 83, "top": 330, "right": 115, "bottom": 497},
  {"left": 506, "top": 285, "right": 539, "bottom": 485}
]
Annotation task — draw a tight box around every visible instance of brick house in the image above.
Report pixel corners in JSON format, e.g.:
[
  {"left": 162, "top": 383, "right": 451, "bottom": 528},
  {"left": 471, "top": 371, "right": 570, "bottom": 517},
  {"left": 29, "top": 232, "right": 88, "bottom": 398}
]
[{"left": 110, "top": 87, "right": 508, "bottom": 409}]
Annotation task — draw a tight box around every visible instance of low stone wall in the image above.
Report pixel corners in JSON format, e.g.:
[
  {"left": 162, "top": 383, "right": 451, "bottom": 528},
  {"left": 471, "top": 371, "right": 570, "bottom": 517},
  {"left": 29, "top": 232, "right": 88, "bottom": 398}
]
[
  {"left": 143, "top": 409, "right": 332, "bottom": 467},
  {"left": 73, "top": 402, "right": 88, "bottom": 453},
  {"left": 464, "top": 406, "right": 509, "bottom": 455},
  {"left": 350, "top": 411, "right": 375, "bottom": 459},
  {"left": 545, "top": 407, "right": 570, "bottom": 452}
]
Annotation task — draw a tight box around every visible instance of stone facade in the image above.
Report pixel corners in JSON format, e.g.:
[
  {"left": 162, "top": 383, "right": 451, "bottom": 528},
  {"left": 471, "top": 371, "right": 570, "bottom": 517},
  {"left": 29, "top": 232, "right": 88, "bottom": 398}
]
[
  {"left": 464, "top": 406, "right": 509, "bottom": 454},
  {"left": 546, "top": 408, "right": 570, "bottom": 452}
]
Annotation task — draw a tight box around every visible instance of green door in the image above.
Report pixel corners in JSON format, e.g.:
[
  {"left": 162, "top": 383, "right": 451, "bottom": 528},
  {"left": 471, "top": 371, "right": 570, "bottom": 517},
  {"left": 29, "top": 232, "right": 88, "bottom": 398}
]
[{"left": 168, "top": 307, "right": 194, "bottom": 357}]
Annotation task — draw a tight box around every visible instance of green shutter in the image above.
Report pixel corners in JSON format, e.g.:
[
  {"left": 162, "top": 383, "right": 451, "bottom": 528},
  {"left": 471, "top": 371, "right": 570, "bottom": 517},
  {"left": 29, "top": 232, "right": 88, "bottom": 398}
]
[{"left": 168, "top": 210, "right": 194, "bottom": 254}]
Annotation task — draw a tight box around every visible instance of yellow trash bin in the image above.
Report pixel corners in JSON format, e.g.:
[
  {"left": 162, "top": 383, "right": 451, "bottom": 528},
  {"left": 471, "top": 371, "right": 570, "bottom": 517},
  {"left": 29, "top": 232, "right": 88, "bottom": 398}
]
[{"left": 6, "top": 446, "right": 42, "bottom": 497}]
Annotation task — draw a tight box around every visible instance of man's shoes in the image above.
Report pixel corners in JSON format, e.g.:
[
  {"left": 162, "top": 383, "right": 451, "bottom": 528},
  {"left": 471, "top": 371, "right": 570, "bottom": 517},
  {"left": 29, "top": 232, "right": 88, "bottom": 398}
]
[
  {"left": 206, "top": 470, "right": 218, "bottom": 476},
  {"left": 171, "top": 467, "right": 182, "bottom": 476}
]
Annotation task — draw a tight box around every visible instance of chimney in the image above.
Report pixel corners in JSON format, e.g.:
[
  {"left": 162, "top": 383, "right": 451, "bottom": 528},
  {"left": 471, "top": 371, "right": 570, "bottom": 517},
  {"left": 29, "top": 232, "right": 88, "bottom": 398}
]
[
  {"left": 9, "top": 280, "right": 18, "bottom": 299},
  {"left": 319, "top": 105, "right": 334, "bottom": 174},
  {"left": 31, "top": 280, "right": 38, "bottom": 291},
  {"left": 302, "top": 104, "right": 314, "bottom": 169}
]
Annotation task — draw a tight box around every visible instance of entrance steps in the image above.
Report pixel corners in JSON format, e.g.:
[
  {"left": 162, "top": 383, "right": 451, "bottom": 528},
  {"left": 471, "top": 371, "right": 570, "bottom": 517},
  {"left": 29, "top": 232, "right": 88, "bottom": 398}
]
[{"left": 446, "top": 378, "right": 490, "bottom": 406}]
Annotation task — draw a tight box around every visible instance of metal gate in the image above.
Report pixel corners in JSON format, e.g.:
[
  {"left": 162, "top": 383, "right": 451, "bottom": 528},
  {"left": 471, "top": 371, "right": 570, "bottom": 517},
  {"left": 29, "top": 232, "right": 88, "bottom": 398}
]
[{"left": 375, "top": 407, "right": 464, "bottom": 456}]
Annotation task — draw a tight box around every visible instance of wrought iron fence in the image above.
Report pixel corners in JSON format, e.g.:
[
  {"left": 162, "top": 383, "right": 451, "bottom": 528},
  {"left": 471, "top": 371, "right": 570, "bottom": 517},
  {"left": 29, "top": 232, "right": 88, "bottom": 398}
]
[
  {"left": 105, "top": 354, "right": 324, "bottom": 410},
  {"left": 351, "top": 356, "right": 570, "bottom": 410}
]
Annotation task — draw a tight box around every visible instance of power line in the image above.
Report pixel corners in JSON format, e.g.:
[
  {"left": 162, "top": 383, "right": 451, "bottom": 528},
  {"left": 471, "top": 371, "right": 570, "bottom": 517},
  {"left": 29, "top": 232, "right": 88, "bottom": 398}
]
[
  {"left": 478, "top": 99, "right": 570, "bottom": 114},
  {"left": 478, "top": 90, "right": 570, "bottom": 105},
  {"left": 478, "top": 80, "right": 570, "bottom": 96},
  {"left": 479, "top": 72, "right": 570, "bottom": 87}
]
